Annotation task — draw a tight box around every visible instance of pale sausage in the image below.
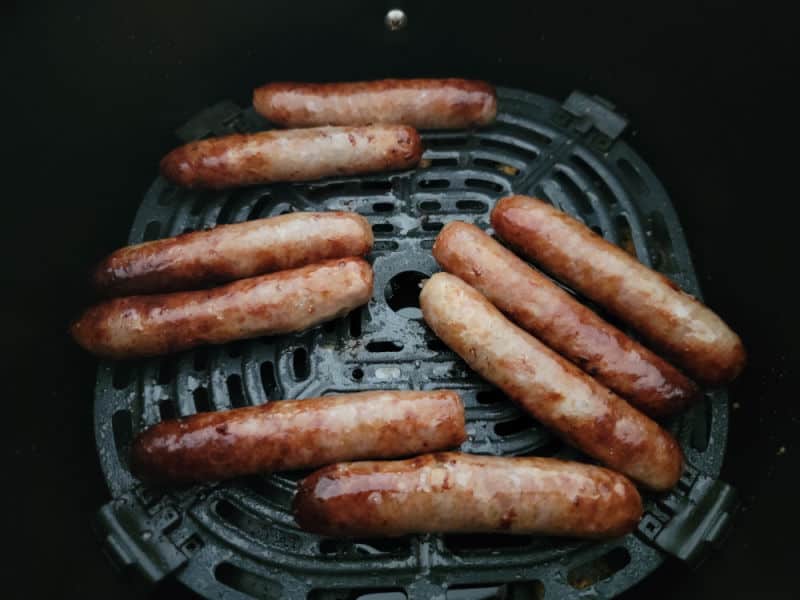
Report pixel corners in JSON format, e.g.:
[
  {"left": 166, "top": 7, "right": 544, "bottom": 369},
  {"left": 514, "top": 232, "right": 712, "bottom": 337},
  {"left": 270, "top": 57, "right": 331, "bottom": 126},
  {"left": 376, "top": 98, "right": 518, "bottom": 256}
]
[
  {"left": 420, "top": 273, "right": 683, "bottom": 491},
  {"left": 160, "top": 125, "right": 422, "bottom": 189},
  {"left": 253, "top": 79, "right": 497, "bottom": 129}
]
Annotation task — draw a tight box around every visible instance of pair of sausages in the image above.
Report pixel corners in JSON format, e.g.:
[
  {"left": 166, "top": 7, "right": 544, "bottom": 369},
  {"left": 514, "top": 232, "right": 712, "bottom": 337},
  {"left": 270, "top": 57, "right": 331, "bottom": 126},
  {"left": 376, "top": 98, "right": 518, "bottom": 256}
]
[
  {"left": 72, "top": 258, "right": 373, "bottom": 360},
  {"left": 161, "top": 79, "right": 496, "bottom": 190},
  {"left": 491, "top": 196, "right": 746, "bottom": 385},
  {"left": 433, "top": 221, "right": 698, "bottom": 417},
  {"left": 421, "top": 272, "right": 683, "bottom": 492},
  {"left": 421, "top": 196, "right": 744, "bottom": 489},
  {"left": 132, "top": 390, "right": 466, "bottom": 483},
  {"left": 132, "top": 389, "right": 641, "bottom": 540},
  {"left": 72, "top": 212, "right": 375, "bottom": 359}
]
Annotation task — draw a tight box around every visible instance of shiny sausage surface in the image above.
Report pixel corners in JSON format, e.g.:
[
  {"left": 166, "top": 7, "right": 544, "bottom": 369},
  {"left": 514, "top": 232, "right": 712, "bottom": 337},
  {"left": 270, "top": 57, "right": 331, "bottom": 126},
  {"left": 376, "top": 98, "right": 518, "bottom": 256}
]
[
  {"left": 160, "top": 125, "right": 422, "bottom": 189},
  {"left": 131, "top": 391, "right": 466, "bottom": 484},
  {"left": 420, "top": 273, "right": 683, "bottom": 491},
  {"left": 71, "top": 258, "right": 373, "bottom": 359},
  {"left": 253, "top": 79, "right": 497, "bottom": 129},
  {"left": 93, "top": 212, "right": 373, "bottom": 296},
  {"left": 491, "top": 195, "right": 746, "bottom": 385},
  {"left": 433, "top": 221, "right": 698, "bottom": 416},
  {"left": 293, "top": 453, "right": 642, "bottom": 538}
]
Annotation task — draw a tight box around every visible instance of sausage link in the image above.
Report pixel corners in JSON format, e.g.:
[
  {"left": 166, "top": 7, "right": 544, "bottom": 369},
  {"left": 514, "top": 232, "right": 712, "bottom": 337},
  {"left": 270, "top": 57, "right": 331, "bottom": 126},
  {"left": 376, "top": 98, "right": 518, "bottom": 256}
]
[
  {"left": 420, "top": 273, "right": 683, "bottom": 491},
  {"left": 160, "top": 125, "right": 422, "bottom": 189},
  {"left": 92, "top": 212, "right": 373, "bottom": 297},
  {"left": 491, "top": 196, "right": 745, "bottom": 385},
  {"left": 71, "top": 258, "right": 373, "bottom": 359},
  {"left": 253, "top": 79, "right": 497, "bottom": 129},
  {"left": 433, "top": 221, "right": 698, "bottom": 416},
  {"left": 293, "top": 453, "right": 642, "bottom": 539},
  {"left": 132, "top": 391, "right": 466, "bottom": 484}
]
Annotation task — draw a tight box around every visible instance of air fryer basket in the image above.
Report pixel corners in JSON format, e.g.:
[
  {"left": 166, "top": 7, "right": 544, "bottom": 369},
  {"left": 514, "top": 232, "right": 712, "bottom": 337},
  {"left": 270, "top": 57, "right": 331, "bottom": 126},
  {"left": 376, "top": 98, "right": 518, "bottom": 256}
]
[{"left": 94, "top": 87, "right": 737, "bottom": 600}]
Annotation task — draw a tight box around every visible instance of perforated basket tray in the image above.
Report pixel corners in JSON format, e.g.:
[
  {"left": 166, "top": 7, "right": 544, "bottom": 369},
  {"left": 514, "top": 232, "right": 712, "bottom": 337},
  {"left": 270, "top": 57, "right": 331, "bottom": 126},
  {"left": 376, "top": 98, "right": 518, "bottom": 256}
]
[{"left": 94, "top": 88, "right": 736, "bottom": 600}]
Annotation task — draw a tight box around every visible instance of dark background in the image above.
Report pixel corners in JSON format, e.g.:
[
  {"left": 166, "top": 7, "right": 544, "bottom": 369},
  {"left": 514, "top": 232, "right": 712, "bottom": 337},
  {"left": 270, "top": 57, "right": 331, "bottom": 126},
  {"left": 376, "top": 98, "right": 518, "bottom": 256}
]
[{"left": 2, "top": 1, "right": 798, "bottom": 598}]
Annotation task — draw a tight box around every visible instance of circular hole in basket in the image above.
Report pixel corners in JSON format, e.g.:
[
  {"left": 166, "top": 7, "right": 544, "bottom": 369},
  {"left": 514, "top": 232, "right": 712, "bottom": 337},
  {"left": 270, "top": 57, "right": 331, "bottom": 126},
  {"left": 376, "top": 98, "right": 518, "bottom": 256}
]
[{"left": 384, "top": 271, "right": 427, "bottom": 319}]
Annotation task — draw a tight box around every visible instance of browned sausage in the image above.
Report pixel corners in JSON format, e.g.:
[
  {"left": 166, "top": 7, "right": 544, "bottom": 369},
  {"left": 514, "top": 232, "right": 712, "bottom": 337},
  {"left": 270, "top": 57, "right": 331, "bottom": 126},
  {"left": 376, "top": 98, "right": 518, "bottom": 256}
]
[
  {"left": 433, "top": 221, "right": 698, "bottom": 417},
  {"left": 131, "top": 391, "right": 466, "bottom": 484},
  {"left": 420, "top": 273, "right": 683, "bottom": 491},
  {"left": 71, "top": 258, "right": 373, "bottom": 359},
  {"left": 253, "top": 79, "right": 497, "bottom": 130},
  {"left": 160, "top": 125, "right": 422, "bottom": 189},
  {"left": 92, "top": 212, "right": 373, "bottom": 297},
  {"left": 293, "top": 453, "right": 642, "bottom": 539},
  {"left": 491, "top": 196, "right": 745, "bottom": 385}
]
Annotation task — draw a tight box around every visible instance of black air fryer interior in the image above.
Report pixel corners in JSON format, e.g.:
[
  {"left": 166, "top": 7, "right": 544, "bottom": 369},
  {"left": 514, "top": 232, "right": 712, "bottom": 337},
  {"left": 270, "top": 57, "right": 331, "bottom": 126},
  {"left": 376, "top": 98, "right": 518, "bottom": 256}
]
[{"left": 4, "top": 2, "right": 799, "bottom": 599}]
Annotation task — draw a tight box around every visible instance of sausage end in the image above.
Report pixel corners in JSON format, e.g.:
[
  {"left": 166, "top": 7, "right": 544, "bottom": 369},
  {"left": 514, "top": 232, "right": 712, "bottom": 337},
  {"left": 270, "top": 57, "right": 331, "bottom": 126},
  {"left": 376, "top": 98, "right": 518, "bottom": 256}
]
[
  {"left": 69, "top": 306, "right": 112, "bottom": 358},
  {"left": 253, "top": 84, "right": 292, "bottom": 126},
  {"left": 160, "top": 146, "right": 196, "bottom": 188},
  {"left": 700, "top": 337, "right": 747, "bottom": 386},
  {"left": 603, "top": 472, "right": 644, "bottom": 538},
  {"left": 292, "top": 467, "right": 335, "bottom": 535},
  {"left": 349, "top": 212, "right": 375, "bottom": 254},
  {"left": 129, "top": 427, "right": 160, "bottom": 483},
  {"left": 476, "top": 81, "right": 498, "bottom": 126},
  {"left": 647, "top": 436, "right": 685, "bottom": 492}
]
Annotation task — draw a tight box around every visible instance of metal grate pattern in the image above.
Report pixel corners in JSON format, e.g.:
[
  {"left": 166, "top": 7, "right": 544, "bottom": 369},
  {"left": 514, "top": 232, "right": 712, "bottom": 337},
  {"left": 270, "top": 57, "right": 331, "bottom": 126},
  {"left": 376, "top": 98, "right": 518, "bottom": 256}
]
[{"left": 94, "top": 88, "right": 730, "bottom": 599}]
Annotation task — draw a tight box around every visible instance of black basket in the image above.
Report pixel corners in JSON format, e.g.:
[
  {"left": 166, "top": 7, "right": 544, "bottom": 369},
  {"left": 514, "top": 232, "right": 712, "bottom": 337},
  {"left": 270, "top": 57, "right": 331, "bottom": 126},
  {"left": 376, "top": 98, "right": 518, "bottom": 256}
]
[{"left": 94, "top": 88, "right": 737, "bottom": 599}]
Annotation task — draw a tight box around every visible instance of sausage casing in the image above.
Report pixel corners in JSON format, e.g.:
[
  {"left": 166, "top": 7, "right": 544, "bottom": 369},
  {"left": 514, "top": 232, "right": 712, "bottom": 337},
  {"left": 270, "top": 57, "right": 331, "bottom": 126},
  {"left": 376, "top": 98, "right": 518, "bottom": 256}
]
[
  {"left": 433, "top": 221, "right": 698, "bottom": 416},
  {"left": 293, "top": 453, "right": 642, "bottom": 539},
  {"left": 491, "top": 195, "right": 746, "bottom": 385},
  {"left": 160, "top": 125, "right": 422, "bottom": 189},
  {"left": 71, "top": 258, "right": 373, "bottom": 359},
  {"left": 253, "top": 79, "right": 497, "bottom": 129},
  {"left": 131, "top": 391, "right": 466, "bottom": 484},
  {"left": 420, "top": 273, "right": 683, "bottom": 491},
  {"left": 92, "top": 212, "right": 373, "bottom": 296}
]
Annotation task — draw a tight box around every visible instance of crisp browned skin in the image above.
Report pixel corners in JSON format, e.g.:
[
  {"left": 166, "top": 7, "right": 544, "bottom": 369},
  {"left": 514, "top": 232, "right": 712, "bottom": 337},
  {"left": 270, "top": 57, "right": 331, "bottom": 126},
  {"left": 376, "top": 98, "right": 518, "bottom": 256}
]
[
  {"left": 130, "top": 391, "right": 466, "bottom": 484},
  {"left": 492, "top": 196, "right": 746, "bottom": 385},
  {"left": 294, "top": 453, "right": 642, "bottom": 539},
  {"left": 253, "top": 79, "right": 497, "bottom": 129},
  {"left": 433, "top": 222, "right": 699, "bottom": 417},
  {"left": 160, "top": 125, "right": 422, "bottom": 189},
  {"left": 71, "top": 258, "right": 373, "bottom": 359},
  {"left": 420, "top": 273, "right": 683, "bottom": 491},
  {"left": 92, "top": 212, "right": 373, "bottom": 297}
]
